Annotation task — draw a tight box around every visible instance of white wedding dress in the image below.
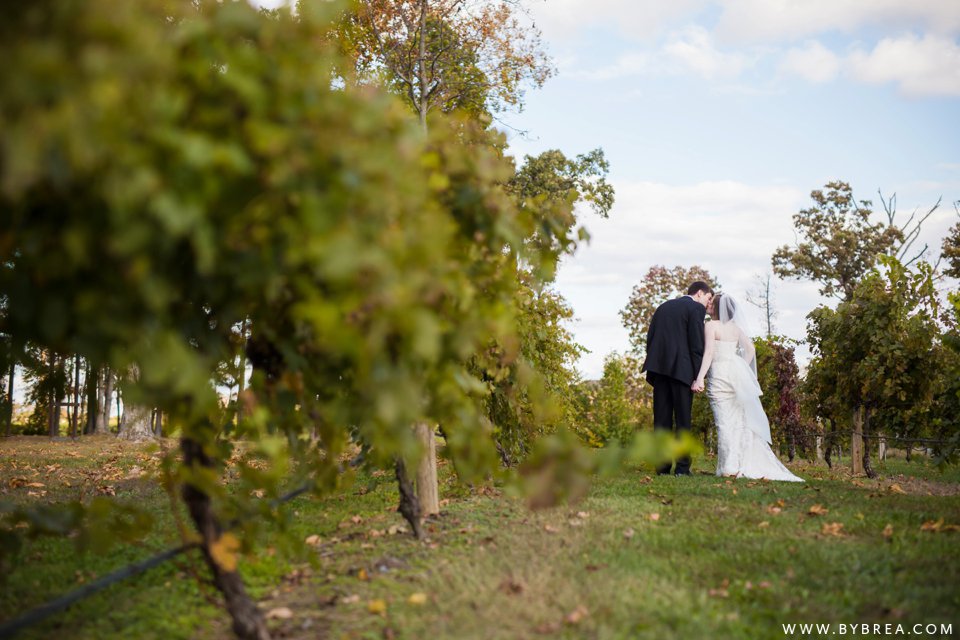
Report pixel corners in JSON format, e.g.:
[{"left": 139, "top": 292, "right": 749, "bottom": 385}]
[{"left": 707, "top": 339, "right": 803, "bottom": 482}]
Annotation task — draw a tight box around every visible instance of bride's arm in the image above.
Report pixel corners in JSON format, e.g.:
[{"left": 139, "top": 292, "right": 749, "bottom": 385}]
[{"left": 693, "top": 322, "right": 716, "bottom": 390}]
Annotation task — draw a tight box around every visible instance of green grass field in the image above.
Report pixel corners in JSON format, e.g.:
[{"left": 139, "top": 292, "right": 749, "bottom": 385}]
[{"left": 1, "top": 436, "right": 958, "bottom": 639}]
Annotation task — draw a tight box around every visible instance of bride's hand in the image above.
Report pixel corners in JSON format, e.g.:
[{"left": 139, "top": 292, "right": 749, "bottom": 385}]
[{"left": 691, "top": 378, "right": 705, "bottom": 393}]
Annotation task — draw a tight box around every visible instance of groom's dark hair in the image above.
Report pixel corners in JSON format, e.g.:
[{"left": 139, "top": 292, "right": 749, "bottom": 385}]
[{"left": 687, "top": 281, "right": 713, "bottom": 296}]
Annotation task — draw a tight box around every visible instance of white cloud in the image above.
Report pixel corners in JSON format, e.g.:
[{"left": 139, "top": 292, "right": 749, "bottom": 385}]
[
  {"left": 663, "top": 26, "right": 752, "bottom": 79},
  {"left": 715, "top": 0, "right": 960, "bottom": 44},
  {"left": 779, "top": 41, "right": 841, "bottom": 83},
  {"left": 571, "top": 26, "right": 751, "bottom": 81},
  {"left": 847, "top": 34, "right": 960, "bottom": 97},
  {"left": 554, "top": 180, "right": 816, "bottom": 378},
  {"left": 530, "top": 0, "right": 709, "bottom": 43}
]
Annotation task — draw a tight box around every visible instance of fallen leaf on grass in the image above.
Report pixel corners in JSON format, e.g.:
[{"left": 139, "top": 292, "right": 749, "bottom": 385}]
[
  {"left": 920, "top": 519, "right": 960, "bottom": 533},
  {"left": 821, "top": 522, "right": 846, "bottom": 537},
  {"left": 387, "top": 524, "right": 407, "bottom": 535},
  {"left": 543, "top": 524, "right": 559, "bottom": 534},
  {"left": 367, "top": 599, "right": 387, "bottom": 615},
  {"left": 649, "top": 513, "right": 660, "bottom": 522},
  {"left": 758, "top": 521, "right": 770, "bottom": 529},
  {"left": 766, "top": 506, "right": 782, "bottom": 515},
  {"left": 266, "top": 607, "right": 293, "bottom": 620},
  {"left": 807, "top": 504, "right": 828, "bottom": 516},
  {"left": 305, "top": 535, "right": 322, "bottom": 546},
  {"left": 564, "top": 605, "right": 589, "bottom": 625},
  {"left": 623, "top": 528, "right": 635, "bottom": 539},
  {"left": 341, "top": 595, "right": 360, "bottom": 604},
  {"left": 888, "top": 483, "right": 908, "bottom": 495},
  {"left": 499, "top": 579, "right": 525, "bottom": 595},
  {"left": 882, "top": 524, "right": 894, "bottom": 540},
  {"left": 535, "top": 622, "right": 561, "bottom": 634},
  {"left": 210, "top": 533, "right": 241, "bottom": 572},
  {"left": 408, "top": 593, "right": 428, "bottom": 605}
]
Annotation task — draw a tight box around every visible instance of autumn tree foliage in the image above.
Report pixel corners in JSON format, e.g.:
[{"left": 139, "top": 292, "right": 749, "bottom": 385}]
[
  {"left": 620, "top": 265, "right": 718, "bottom": 355},
  {"left": 753, "top": 338, "right": 809, "bottom": 461},
  {"left": 772, "top": 181, "right": 903, "bottom": 300},
  {"left": 339, "top": 0, "right": 554, "bottom": 126},
  {"left": 943, "top": 204, "right": 960, "bottom": 280}
]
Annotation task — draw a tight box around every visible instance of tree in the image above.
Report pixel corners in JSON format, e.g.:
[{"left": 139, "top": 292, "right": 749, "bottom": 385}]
[
  {"left": 806, "top": 257, "right": 940, "bottom": 477},
  {"left": 620, "top": 265, "right": 718, "bottom": 354},
  {"left": 0, "top": 3, "right": 605, "bottom": 636},
  {"left": 341, "top": 0, "right": 554, "bottom": 128},
  {"left": 753, "top": 336, "right": 808, "bottom": 462},
  {"left": 772, "top": 181, "right": 903, "bottom": 300},
  {"left": 943, "top": 202, "right": 960, "bottom": 279},
  {"left": 746, "top": 272, "right": 777, "bottom": 338}
]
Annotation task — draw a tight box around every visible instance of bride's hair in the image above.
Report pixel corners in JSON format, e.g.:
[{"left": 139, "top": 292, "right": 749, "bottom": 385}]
[{"left": 713, "top": 293, "right": 736, "bottom": 321}]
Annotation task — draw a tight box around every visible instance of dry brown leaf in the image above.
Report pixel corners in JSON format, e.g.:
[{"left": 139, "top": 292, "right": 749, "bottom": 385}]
[
  {"left": 543, "top": 524, "right": 559, "bottom": 533},
  {"left": 367, "top": 599, "right": 387, "bottom": 615},
  {"left": 408, "top": 593, "right": 428, "bottom": 606},
  {"left": 305, "top": 534, "right": 322, "bottom": 546},
  {"left": 758, "top": 521, "right": 770, "bottom": 529},
  {"left": 564, "top": 605, "right": 589, "bottom": 625},
  {"left": 209, "top": 533, "right": 241, "bottom": 572},
  {"left": 623, "top": 528, "right": 635, "bottom": 539},
  {"left": 821, "top": 522, "right": 846, "bottom": 537},
  {"left": 920, "top": 519, "right": 943, "bottom": 532},
  {"left": 498, "top": 579, "right": 525, "bottom": 595},
  {"left": 266, "top": 607, "right": 293, "bottom": 620},
  {"left": 888, "top": 483, "right": 908, "bottom": 495},
  {"left": 882, "top": 524, "right": 894, "bottom": 539},
  {"left": 649, "top": 513, "right": 660, "bottom": 521},
  {"left": 807, "top": 504, "right": 828, "bottom": 516}
]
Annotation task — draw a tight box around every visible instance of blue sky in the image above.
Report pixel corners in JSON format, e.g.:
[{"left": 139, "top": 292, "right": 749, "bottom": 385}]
[{"left": 499, "top": 0, "right": 960, "bottom": 378}]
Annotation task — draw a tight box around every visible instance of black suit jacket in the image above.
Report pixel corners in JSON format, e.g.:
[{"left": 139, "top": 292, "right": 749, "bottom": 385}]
[{"left": 641, "top": 296, "right": 707, "bottom": 386}]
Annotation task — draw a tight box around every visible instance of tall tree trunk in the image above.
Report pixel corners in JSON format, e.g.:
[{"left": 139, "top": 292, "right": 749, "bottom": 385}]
[
  {"left": 862, "top": 406, "right": 877, "bottom": 479},
  {"left": 70, "top": 354, "right": 81, "bottom": 439},
  {"left": 787, "top": 432, "right": 796, "bottom": 462},
  {"left": 5, "top": 350, "right": 14, "bottom": 437},
  {"left": 417, "top": 0, "right": 428, "bottom": 132},
  {"left": 118, "top": 365, "right": 155, "bottom": 441},
  {"left": 95, "top": 368, "right": 114, "bottom": 434},
  {"left": 47, "top": 351, "right": 58, "bottom": 438},
  {"left": 850, "top": 407, "right": 865, "bottom": 475},
  {"left": 823, "top": 418, "right": 835, "bottom": 468},
  {"left": 181, "top": 437, "right": 271, "bottom": 640},
  {"left": 85, "top": 363, "right": 98, "bottom": 435}
]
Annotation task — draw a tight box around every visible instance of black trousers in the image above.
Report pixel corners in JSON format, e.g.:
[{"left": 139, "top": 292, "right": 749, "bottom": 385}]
[{"left": 650, "top": 373, "right": 693, "bottom": 475}]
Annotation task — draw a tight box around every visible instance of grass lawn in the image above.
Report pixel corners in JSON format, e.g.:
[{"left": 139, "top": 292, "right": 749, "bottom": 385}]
[{"left": 1, "top": 436, "right": 958, "bottom": 639}]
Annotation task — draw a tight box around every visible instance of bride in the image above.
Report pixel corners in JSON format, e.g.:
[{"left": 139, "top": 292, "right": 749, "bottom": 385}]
[{"left": 691, "top": 293, "right": 803, "bottom": 482}]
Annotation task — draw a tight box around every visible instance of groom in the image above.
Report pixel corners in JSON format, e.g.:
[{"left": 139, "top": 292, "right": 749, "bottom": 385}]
[{"left": 641, "top": 281, "right": 713, "bottom": 475}]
